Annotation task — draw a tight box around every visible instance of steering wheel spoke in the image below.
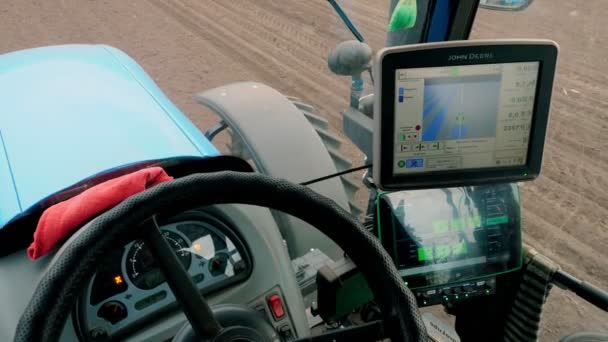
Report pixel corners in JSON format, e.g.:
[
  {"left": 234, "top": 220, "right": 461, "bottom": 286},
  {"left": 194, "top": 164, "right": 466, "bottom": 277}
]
[{"left": 141, "top": 216, "right": 222, "bottom": 339}]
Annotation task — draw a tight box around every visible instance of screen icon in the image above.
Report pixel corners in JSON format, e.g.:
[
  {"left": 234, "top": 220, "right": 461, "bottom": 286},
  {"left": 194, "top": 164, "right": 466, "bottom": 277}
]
[
  {"left": 405, "top": 159, "right": 424, "bottom": 168},
  {"left": 398, "top": 87, "right": 405, "bottom": 103}
]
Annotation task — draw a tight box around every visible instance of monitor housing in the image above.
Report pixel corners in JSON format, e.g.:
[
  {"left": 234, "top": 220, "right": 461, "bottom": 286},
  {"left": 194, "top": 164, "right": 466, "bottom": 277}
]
[{"left": 373, "top": 40, "right": 558, "bottom": 190}]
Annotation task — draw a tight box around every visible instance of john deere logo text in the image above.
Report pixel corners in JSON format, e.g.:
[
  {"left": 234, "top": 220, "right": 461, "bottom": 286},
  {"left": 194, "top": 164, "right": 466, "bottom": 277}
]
[{"left": 448, "top": 52, "right": 494, "bottom": 61}]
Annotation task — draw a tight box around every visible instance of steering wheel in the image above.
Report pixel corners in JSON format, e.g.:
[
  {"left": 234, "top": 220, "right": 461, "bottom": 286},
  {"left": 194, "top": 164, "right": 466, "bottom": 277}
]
[{"left": 13, "top": 172, "right": 427, "bottom": 342}]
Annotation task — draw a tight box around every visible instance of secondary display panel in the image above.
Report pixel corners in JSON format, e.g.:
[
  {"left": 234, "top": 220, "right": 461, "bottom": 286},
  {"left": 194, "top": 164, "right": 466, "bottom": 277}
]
[{"left": 376, "top": 183, "right": 522, "bottom": 289}]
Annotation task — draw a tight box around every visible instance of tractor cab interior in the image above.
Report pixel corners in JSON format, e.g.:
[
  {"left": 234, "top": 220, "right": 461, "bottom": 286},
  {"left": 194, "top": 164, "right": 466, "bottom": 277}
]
[{"left": 0, "top": 1, "right": 606, "bottom": 342}]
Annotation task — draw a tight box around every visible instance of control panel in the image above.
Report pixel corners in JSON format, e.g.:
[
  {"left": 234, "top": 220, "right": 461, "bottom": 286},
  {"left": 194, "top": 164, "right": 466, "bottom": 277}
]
[
  {"left": 377, "top": 183, "right": 522, "bottom": 306},
  {"left": 249, "top": 287, "right": 296, "bottom": 341},
  {"left": 413, "top": 277, "right": 496, "bottom": 307}
]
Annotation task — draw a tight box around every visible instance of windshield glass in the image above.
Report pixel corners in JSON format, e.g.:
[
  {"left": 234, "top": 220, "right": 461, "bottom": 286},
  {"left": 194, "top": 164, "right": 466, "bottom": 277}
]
[
  {"left": 0, "top": 0, "right": 605, "bottom": 339},
  {"left": 470, "top": 2, "right": 607, "bottom": 339}
]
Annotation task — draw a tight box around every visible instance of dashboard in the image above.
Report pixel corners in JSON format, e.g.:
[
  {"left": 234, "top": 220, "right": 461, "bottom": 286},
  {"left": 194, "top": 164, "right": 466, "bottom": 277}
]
[
  {"left": 0, "top": 202, "right": 309, "bottom": 342},
  {"left": 75, "top": 211, "right": 252, "bottom": 340}
]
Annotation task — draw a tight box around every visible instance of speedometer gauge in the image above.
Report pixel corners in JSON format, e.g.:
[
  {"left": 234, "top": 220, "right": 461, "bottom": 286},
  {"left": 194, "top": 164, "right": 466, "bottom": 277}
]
[
  {"left": 126, "top": 231, "right": 191, "bottom": 290},
  {"left": 81, "top": 215, "right": 252, "bottom": 339}
]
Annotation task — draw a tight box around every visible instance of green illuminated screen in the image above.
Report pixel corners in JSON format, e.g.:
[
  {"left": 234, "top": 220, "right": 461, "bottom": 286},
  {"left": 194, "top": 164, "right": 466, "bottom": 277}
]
[{"left": 417, "top": 241, "right": 468, "bottom": 262}]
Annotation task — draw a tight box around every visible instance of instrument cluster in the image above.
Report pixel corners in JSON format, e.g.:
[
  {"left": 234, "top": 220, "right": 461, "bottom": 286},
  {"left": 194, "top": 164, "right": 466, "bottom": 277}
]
[{"left": 76, "top": 213, "right": 251, "bottom": 340}]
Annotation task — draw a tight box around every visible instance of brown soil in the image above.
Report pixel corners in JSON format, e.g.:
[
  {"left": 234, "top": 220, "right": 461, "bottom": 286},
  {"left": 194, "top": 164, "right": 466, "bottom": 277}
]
[{"left": 1, "top": 0, "right": 606, "bottom": 340}]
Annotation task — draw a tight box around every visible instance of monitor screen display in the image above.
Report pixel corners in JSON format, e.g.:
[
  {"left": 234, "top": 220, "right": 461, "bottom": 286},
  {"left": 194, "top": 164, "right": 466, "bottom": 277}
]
[
  {"left": 392, "top": 62, "right": 539, "bottom": 175},
  {"left": 377, "top": 184, "right": 522, "bottom": 289}
]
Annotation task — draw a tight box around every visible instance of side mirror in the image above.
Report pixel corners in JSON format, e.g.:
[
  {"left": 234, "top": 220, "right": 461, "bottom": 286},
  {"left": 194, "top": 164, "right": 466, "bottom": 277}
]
[
  {"left": 479, "top": 0, "right": 534, "bottom": 11},
  {"left": 328, "top": 40, "right": 372, "bottom": 77}
]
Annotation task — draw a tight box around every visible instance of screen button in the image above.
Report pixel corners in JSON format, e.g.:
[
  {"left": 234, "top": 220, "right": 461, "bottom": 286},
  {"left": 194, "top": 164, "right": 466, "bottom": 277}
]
[
  {"left": 400, "top": 144, "right": 411, "bottom": 152},
  {"left": 405, "top": 159, "right": 424, "bottom": 168}
]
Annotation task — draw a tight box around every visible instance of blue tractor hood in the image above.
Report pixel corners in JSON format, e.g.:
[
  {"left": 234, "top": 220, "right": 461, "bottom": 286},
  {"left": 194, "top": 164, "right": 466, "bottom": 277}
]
[{"left": 0, "top": 45, "right": 219, "bottom": 229}]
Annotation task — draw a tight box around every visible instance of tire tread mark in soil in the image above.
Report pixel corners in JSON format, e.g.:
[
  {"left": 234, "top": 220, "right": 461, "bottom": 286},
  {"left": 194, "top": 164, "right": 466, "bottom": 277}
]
[
  {"left": 233, "top": 0, "right": 388, "bottom": 53},
  {"left": 543, "top": 145, "right": 608, "bottom": 211},
  {"left": 523, "top": 179, "right": 608, "bottom": 259},
  {"left": 188, "top": 0, "right": 349, "bottom": 100},
  {"left": 219, "top": 0, "right": 336, "bottom": 53},
  {"left": 148, "top": 0, "right": 289, "bottom": 85},
  {"left": 149, "top": 0, "right": 346, "bottom": 125},
  {"left": 523, "top": 210, "right": 607, "bottom": 289}
]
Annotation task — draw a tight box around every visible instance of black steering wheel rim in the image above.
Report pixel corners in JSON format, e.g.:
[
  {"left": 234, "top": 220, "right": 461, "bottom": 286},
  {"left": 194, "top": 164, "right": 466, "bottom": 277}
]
[{"left": 14, "top": 171, "right": 427, "bottom": 342}]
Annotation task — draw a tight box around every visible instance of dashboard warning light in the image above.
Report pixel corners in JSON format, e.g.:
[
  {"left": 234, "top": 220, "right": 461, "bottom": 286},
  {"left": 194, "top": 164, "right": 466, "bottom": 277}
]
[
  {"left": 193, "top": 243, "right": 202, "bottom": 252},
  {"left": 113, "top": 275, "right": 123, "bottom": 285}
]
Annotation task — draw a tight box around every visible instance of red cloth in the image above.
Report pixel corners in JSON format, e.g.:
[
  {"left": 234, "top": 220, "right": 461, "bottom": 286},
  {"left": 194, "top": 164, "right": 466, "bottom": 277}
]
[{"left": 28, "top": 167, "right": 173, "bottom": 260}]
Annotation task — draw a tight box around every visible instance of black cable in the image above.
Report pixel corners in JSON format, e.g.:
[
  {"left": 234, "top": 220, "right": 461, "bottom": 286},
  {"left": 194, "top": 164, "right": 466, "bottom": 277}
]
[
  {"left": 367, "top": 68, "right": 375, "bottom": 85},
  {"left": 300, "top": 163, "right": 372, "bottom": 186},
  {"left": 327, "top": 0, "right": 366, "bottom": 43}
]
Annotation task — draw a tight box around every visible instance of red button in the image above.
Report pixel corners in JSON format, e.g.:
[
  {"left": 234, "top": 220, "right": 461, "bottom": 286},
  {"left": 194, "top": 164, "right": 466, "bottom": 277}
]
[{"left": 268, "top": 294, "right": 285, "bottom": 320}]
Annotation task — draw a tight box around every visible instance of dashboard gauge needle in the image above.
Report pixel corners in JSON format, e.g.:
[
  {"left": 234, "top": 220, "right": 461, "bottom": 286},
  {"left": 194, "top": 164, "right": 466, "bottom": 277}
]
[{"left": 141, "top": 217, "right": 222, "bottom": 338}]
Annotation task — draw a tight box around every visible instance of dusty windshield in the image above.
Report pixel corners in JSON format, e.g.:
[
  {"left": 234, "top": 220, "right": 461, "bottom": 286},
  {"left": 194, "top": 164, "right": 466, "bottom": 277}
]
[
  {"left": 471, "top": 1, "right": 607, "bottom": 339},
  {"left": 0, "top": 0, "right": 605, "bottom": 340}
]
